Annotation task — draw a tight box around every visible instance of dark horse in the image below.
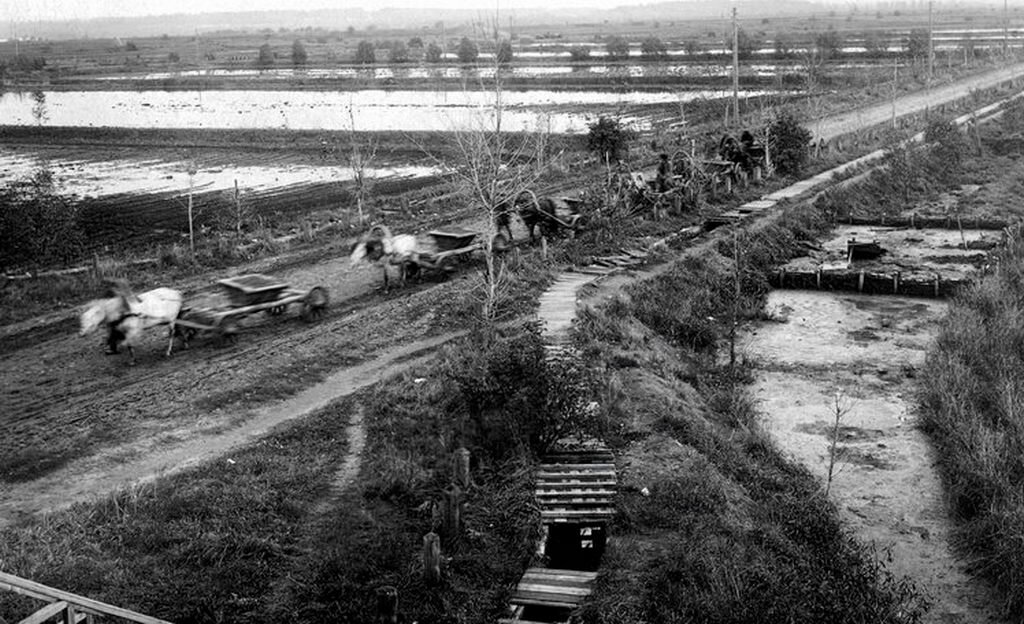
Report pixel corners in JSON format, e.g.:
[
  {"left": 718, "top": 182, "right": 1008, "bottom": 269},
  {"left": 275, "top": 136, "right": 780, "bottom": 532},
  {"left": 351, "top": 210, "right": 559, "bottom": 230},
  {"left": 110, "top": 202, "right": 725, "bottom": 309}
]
[{"left": 494, "top": 190, "right": 582, "bottom": 243}]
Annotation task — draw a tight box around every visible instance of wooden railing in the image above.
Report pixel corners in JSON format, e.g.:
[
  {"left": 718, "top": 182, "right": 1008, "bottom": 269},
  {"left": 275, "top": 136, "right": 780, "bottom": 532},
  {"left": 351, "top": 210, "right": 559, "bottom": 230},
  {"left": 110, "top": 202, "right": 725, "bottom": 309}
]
[{"left": 0, "top": 572, "right": 172, "bottom": 624}]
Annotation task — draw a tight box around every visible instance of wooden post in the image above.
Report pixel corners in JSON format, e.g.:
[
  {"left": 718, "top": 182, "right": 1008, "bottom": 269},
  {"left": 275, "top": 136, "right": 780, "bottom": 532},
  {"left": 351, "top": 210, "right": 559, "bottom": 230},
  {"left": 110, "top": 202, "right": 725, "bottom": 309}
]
[
  {"left": 452, "top": 447, "right": 470, "bottom": 489},
  {"left": 376, "top": 586, "right": 398, "bottom": 624},
  {"left": 422, "top": 532, "right": 441, "bottom": 585},
  {"left": 858, "top": 270, "right": 865, "bottom": 293},
  {"left": 540, "top": 236, "right": 548, "bottom": 260},
  {"left": 442, "top": 484, "right": 462, "bottom": 543}
]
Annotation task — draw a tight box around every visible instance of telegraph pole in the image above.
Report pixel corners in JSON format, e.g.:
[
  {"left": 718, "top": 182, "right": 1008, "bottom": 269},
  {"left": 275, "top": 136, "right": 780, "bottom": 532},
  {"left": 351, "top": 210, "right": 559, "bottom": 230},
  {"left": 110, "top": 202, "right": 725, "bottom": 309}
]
[
  {"left": 732, "top": 5, "right": 739, "bottom": 126},
  {"left": 927, "top": 0, "right": 933, "bottom": 116},
  {"left": 1005, "top": 0, "right": 1010, "bottom": 58}
]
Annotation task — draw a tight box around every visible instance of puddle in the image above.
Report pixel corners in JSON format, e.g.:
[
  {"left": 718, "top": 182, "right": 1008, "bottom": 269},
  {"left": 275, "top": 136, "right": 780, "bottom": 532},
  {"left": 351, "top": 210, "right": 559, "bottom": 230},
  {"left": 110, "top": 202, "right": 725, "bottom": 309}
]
[{"left": 741, "top": 290, "right": 1003, "bottom": 623}]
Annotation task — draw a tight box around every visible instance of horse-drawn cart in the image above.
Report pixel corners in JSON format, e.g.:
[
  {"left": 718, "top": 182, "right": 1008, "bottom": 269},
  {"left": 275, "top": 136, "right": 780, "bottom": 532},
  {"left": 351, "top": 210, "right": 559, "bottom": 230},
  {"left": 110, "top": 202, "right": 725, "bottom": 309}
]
[
  {"left": 413, "top": 227, "right": 482, "bottom": 270},
  {"left": 176, "top": 273, "right": 329, "bottom": 340}
]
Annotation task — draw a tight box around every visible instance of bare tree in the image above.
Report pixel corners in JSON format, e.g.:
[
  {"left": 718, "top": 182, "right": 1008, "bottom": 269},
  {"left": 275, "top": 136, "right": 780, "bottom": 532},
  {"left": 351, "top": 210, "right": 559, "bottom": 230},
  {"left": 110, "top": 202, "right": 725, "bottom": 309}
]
[
  {"left": 346, "top": 103, "right": 379, "bottom": 226},
  {"left": 443, "top": 18, "right": 550, "bottom": 320},
  {"left": 825, "top": 392, "right": 854, "bottom": 496}
]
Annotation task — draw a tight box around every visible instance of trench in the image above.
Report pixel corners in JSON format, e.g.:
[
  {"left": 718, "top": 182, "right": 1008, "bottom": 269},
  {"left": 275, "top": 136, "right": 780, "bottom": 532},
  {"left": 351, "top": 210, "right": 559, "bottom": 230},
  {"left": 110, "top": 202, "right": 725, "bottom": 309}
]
[{"left": 739, "top": 224, "right": 1007, "bottom": 623}]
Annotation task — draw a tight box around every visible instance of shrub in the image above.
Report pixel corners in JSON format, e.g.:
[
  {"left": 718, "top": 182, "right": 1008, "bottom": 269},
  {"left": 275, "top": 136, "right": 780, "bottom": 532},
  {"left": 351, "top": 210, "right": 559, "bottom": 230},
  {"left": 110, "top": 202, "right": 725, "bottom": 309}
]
[
  {"left": 354, "top": 40, "right": 375, "bottom": 65},
  {"left": 587, "top": 116, "right": 635, "bottom": 164},
  {"left": 457, "top": 37, "right": 479, "bottom": 64},
  {"left": 425, "top": 42, "right": 443, "bottom": 63},
  {"left": 769, "top": 110, "right": 811, "bottom": 177},
  {"left": 441, "top": 324, "right": 597, "bottom": 460},
  {"left": 257, "top": 43, "right": 274, "bottom": 67},
  {"left": 605, "top": 35, "right": 629, "bottom": 61},
  {"left": 0, "top": 169, "right": 85, "bottom": 273}
]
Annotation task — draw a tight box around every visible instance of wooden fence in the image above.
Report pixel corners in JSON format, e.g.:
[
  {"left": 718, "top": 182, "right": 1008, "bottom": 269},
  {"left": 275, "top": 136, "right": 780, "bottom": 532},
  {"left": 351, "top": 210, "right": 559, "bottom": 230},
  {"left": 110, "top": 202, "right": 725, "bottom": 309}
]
[{"left": 0, "top": 572, "right": 171, "bottom": 624}]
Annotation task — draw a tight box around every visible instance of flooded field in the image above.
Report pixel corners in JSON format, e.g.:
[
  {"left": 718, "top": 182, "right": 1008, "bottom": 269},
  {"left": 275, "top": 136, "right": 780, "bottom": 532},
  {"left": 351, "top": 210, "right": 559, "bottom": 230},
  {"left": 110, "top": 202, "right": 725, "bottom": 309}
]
[
  {"left": 0, "top": 88, "right": 781, "bottom": 133},
  {"left": 0, "top": 147, "right": 438, "bottom": 199}
]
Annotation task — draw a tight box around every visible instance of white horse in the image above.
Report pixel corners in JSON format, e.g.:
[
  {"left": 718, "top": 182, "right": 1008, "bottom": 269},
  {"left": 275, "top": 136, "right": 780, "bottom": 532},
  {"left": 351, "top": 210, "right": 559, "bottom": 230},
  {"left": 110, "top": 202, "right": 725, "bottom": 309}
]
[
  {"left": 349, "top": 225, "right": 420, "bottom": 290},
  {"left": 79, "top": 284, "right": 184, "bottom": 364}
]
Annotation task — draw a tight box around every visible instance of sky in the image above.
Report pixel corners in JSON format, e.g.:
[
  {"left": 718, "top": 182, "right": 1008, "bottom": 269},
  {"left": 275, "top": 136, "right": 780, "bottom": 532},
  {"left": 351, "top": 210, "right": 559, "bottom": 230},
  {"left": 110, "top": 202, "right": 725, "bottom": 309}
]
[{"left": 1, "top": 0, "right": 685, "bottom": 22}]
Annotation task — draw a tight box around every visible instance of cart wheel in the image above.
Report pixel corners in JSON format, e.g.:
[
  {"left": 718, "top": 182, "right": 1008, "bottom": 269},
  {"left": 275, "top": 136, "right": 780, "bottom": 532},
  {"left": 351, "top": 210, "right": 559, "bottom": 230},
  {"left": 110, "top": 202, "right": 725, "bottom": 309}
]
[
  {"left": 301, "top": 286, "right": 329, "bottom": 321},
  {"left": 217, "top": 318, "right": 240, "bottom": 345},
  {"left": 267, "top": 305, "right": 286, "bottom": 316}
]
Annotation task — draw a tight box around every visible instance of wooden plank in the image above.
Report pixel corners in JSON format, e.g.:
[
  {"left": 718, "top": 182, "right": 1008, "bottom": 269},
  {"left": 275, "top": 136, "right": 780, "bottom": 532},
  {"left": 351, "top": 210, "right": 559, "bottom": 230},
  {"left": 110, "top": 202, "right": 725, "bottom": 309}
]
[
  {"left": 18, "top": 600, "right": 68, "bottom": 624},
  {"left": 541, "top": 509, "right": 614, "bottom": 518},
  {"left": 535, "top": 479, "right": 617, "bottom": 488},
  {"left": 510, "top": 590, "right": 584, "bottom": 609},
  {"left": 537, "top": 498, "right": 614, "bottom": 507},
  {"left": 522, "top": 568, "right": 598, "bottom": 581},
  {"left": 535, "top": 488, "right": 616, "bottom": 497},
  {"left": 537, "top": 468, "right": 616, "bottom": 476},
  {"left": 520, "top": 574, "right": 596, "bottom": 586},
  {"left": 515, "top": 583, "right": 591, "bottom": 597},
  {"left": 0, "top": 573, "right": 172, "bottom": 624},
  {"left": 539, "top": 463, "right": 615, "bottom": 472}
]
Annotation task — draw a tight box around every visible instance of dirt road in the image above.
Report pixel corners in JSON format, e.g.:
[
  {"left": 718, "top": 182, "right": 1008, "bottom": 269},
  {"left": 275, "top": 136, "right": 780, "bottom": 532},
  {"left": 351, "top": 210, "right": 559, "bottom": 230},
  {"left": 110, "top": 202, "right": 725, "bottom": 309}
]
[
  {"left": 4, "top": 64, "right": 1024, "bottom": 527},
  {"left": 813, "top": 61, "right": 1024, "bottom": 142}
]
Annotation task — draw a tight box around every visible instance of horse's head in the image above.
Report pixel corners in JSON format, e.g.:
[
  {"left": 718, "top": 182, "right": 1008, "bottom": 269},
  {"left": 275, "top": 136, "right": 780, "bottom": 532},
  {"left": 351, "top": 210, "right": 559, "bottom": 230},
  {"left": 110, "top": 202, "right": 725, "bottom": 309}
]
[
  {"left": 349, "top": 240, "right": 368, "bottom": 267},
  {"left": 80, "top": 299, "right": 117, "bottom": 336}
]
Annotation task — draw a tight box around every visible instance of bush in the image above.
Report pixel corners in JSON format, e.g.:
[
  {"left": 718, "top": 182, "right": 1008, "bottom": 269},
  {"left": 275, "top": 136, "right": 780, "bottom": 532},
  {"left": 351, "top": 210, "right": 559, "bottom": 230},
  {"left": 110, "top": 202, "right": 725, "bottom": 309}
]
[
  {"left": 587, "top": 116, "right": 635, "bottom": 165},
  {"left": 0, "top": 169, "right": 85, "bottom": 273},
  {"left": 769, "top": 110, "right": 811, "bottom": 177},
  {"left": 354, "top": 40, "right": 375, "bottom": 65},
  {"left": 457, "top": 37, "right": 479, "bottom": 64},
  {"left": 605, "top": 35, "right": 629, "bottom": 61},
  {"left": 441, "top": 324, "right": 597, "bottom": 460}
]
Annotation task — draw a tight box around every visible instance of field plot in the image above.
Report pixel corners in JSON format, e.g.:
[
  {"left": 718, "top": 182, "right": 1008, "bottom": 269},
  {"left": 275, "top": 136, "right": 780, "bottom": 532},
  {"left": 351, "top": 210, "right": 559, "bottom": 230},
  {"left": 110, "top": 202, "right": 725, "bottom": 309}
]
[{"left": 0, "top": 88, "right": 784, "bottom": 133}]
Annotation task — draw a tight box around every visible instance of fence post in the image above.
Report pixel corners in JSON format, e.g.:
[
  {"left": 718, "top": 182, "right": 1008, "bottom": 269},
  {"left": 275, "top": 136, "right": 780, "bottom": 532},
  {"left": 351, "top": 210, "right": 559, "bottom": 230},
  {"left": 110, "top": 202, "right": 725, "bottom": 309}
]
[
  {"left": 452, "top": 447, "right": 471, "bottom": 489},
  {"left": 442, "top": 484, "right": 463, "bottom": 544},
  {"left": 376, "top": 586, "right": 398, "bottom": 624},
  {"left": 423, "top": 532, "right": 441, "bottom": 585}
]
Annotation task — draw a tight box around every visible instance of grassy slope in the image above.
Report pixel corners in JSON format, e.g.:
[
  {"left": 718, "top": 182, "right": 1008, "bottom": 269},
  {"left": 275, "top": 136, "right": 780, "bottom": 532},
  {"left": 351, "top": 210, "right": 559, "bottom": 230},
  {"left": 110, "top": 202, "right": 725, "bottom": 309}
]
[
  {"left": 917, "top": 126, "right": 1024, "bottom": 618},
  {"left": 573, "top": 207, "right": 927, "bottom": 624}
]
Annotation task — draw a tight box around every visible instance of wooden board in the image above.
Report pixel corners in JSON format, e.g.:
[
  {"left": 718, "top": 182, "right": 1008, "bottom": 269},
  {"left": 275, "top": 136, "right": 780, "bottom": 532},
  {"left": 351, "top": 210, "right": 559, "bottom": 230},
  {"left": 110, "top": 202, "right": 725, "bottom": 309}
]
[
  {"left": 510, "top": 567, "right": 598, "bottom": 610},
  {"left": 536, "top": 450, "right": 617, "bottom": 524}
]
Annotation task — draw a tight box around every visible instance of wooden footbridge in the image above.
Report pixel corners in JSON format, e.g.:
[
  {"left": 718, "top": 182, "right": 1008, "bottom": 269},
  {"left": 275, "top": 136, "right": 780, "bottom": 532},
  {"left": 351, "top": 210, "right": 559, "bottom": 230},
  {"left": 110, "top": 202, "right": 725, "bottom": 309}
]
[{"left": 500, "top": 448, "right": 616, "bottom": 624}]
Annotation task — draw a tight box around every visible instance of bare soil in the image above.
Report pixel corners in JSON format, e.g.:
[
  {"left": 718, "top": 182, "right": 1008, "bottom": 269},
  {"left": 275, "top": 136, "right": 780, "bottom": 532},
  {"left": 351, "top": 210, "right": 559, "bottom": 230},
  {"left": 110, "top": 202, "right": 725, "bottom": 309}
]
[{"left": 740, "top": 291, "right": 1005, "bottom": 623}]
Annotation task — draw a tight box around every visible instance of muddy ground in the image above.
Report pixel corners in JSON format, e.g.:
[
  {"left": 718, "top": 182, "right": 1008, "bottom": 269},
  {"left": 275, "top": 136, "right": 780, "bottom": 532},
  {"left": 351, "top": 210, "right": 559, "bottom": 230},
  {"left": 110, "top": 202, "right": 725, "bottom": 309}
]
[{"left": 740, "top": 289, "right": 1004, "bottom": 621}]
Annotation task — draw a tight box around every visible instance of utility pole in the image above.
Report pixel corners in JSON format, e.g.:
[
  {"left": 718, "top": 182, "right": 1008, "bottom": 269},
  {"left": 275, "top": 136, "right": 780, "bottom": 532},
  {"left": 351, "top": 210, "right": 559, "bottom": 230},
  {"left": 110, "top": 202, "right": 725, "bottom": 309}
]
[
  {"left": 1005, "top": 0, "right": 1010, "bottom": 59},
  {"left": 926, "top": 0, "right": 933, "bottom": 116},
  {"left": 892, "top": 56, "right": 898, "bottom": 129},
  {"left": 732, "top": 5, "right": 739, "bottom": 126}
]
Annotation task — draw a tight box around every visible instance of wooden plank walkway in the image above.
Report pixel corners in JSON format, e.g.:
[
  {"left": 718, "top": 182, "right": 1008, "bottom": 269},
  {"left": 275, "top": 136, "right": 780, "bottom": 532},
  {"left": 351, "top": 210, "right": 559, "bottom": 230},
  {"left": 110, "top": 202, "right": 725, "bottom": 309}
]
[
  {"left": 536, "top": 449, "right": 616, "bottom": 526},
  {"left": 505, "top": 568, "right": 600, "bottom": 612}
]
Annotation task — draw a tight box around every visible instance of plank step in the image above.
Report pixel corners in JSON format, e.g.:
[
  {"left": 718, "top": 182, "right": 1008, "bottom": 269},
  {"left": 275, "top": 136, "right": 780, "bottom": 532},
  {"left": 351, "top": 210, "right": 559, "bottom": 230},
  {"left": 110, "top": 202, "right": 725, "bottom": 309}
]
[
  {"left": 536, "top": 488, "right": 616, "bottom": 496},
  {"left": 539, "top": 462, "right": 615, "bottom": 471}
]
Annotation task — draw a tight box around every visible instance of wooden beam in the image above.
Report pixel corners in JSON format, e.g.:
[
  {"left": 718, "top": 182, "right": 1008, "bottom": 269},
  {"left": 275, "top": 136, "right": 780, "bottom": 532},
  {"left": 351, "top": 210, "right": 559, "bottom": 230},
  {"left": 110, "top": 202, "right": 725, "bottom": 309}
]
[
  {"left": 0, "top": 573, "right": 172, "bottom": 624},
  {"left": 18, "top": 600, "right": 68, "bottom": 624}
]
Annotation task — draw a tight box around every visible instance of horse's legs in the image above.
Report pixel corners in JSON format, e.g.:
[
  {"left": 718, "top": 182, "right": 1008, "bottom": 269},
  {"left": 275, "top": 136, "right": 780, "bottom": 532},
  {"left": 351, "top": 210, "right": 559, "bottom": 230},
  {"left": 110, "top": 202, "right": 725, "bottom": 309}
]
[
  {"left": 106, "top": 322, "right": 123, "bottom": 355},
  {"left": 382, "top": 264, "right": 390, "bottom": 291},
  {"left": 127, "top": 344, "right": 137, "bottom": 366},
  {"left": 165, "top": 322, "right": 176, "bottom": 357}
]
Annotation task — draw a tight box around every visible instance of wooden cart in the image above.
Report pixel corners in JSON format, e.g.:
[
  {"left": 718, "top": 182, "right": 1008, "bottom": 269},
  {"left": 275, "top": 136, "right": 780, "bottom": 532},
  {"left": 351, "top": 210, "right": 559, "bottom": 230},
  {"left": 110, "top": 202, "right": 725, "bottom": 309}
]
[
  {"left": 176, "top": 273, "right": 328, "bottom": 340},
  {"left": 410, "top": 227, "right": 482, "bottom": 271}
]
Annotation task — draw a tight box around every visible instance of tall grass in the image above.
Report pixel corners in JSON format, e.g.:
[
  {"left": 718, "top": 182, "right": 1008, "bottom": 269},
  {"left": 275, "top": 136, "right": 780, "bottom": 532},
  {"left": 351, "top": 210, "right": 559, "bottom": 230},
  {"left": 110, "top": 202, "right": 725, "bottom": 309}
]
[{"left": 919, "top": 229, "right": 1024, "bottom": 618}]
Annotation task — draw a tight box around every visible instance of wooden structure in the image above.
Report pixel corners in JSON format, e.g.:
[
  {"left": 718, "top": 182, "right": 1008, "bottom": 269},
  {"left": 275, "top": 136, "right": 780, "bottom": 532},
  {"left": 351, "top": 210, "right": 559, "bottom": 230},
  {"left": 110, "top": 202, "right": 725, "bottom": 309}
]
[
  {"left": 0, "top": 571, "right": 172, "bottom": 624},
  {"left": 500, "top": 448, "right": 616, "bottom": 624},
  {"left": 176, "top": 273, "right": 328, "bottom": 339},
  {"left": 499, "top": 568, "right": 599, "bottom": 624},
  {"left": 771, "top": 267, "right": 966, "bottom": 298},
  {"left": 535, "top": 450, "right": 616, "bottom": 525}
]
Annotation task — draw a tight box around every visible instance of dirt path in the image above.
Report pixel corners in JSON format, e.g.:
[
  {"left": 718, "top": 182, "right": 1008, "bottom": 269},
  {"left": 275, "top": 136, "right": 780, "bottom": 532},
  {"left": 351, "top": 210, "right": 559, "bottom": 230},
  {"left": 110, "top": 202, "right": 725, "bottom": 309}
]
[
  {"left": 0, "top": 333, "right": 457, "bottom": 528},
  {"left": 813, "top": 61, "right": 1024, "bottom": 142},
  {"left": 740, "top": 292, "right": 1004, "bottom": 623}
]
